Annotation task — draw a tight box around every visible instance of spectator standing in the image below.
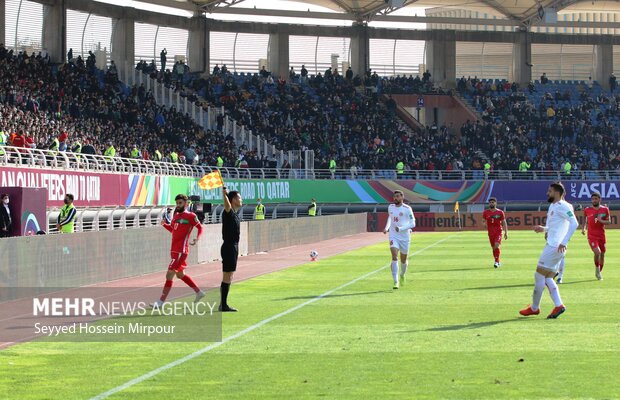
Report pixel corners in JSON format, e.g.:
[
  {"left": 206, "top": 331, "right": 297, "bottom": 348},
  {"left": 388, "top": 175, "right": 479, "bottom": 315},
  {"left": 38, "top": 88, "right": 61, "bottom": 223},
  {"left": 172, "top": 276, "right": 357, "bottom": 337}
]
[
  {"left": 56, "top": 194, "right": 76, "bottom": 234},
  {"left": 610, "top": 73, "right": 617, "bottom": 93},
  {"left": 0, "top": 194, "right": 12, "bottom": 238},
  {"left": 160, "top": 48, "right": 167, "bottom": 72}
]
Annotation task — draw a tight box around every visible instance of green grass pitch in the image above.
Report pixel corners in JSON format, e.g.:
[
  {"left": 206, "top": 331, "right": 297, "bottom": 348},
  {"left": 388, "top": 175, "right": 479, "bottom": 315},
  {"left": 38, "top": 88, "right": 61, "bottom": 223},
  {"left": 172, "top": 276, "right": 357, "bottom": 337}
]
[{"left": 1, "top": 230, "right": 618, "bottom": 399}]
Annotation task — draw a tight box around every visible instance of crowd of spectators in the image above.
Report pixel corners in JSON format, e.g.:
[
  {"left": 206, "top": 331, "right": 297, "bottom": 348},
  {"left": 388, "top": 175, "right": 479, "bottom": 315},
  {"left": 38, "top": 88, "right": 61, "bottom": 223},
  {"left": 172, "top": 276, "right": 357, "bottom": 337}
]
[
  {"left": 457, "top": 76, "right": 620, "bottom": 171},
  {"left": 0, "top": 45, "right": 266, "bottom": 168},
  {"left": 3, "top": 42, "right": 619, "bottom": 173}
]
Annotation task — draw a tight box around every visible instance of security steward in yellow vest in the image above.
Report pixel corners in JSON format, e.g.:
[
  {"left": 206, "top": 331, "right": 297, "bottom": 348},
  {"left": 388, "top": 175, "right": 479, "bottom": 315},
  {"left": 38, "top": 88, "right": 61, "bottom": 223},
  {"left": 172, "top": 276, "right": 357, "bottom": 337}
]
[
  {"left": 154, "top": 149, "right": 163, "bottom": 162},
  {"left": 0, "top": 131, "right": 6, "bottom": 157},
  {"left": 396, "top": 161, "right": 404, "bottom": 175},
  {"left": 308, "top": 198, "right": 317, "bottom": 216},
  {"left": 170, "top": 151, "right": 179, "bottom": 163},
  {"left": 217, "top": 156, "right": 224, "bottom": 168},
  {"left": 255, "top": 198, "right": 265, "bottom": 220},
  {"left": 56, "top": 194, "right": 77, "bottom": 233}
]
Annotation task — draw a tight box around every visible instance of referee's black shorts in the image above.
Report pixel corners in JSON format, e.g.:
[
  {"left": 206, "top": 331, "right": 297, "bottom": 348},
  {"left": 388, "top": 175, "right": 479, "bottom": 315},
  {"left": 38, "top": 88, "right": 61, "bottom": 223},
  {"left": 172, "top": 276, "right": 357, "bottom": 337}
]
[{"left": 221, "top": 242, "right": 239, "bottom": 272}]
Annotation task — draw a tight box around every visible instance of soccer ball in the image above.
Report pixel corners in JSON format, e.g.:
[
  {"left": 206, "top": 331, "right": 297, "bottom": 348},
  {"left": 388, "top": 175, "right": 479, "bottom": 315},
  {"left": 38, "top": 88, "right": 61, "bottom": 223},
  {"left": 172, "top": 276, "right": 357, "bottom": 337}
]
[{"left": 310, "top": 250, "right": 318, "bottom": 261}]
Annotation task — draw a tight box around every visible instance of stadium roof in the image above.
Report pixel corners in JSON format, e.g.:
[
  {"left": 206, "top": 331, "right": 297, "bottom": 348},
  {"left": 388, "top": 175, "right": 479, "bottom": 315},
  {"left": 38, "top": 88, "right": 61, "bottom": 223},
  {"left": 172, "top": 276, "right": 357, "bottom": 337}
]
[{"left": 144, "top": 0, "right": 611, "bottom": 24}]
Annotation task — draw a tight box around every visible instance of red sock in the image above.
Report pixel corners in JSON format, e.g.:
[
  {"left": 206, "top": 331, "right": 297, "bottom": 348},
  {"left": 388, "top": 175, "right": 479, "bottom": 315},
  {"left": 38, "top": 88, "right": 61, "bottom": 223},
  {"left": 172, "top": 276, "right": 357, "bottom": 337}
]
[
  {"left": 160, "top": 280, "right": 173, "bottom": 301},
  {"left": 493, "top": 248, "right": 500, "bottom": 262},
  {"left": 181, "top": 275, "right": 200, "bottom": 292}
]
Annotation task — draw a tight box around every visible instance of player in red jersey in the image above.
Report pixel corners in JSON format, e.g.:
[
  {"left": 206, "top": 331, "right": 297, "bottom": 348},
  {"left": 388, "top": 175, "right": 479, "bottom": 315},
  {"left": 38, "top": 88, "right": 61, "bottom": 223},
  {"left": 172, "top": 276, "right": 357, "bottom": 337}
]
[
  {"left": 154, "top": 194, "right": 205, "bottom": 307},
  {"left": 482, "top": 197, "right": 508, "bottom": 268},
  {"left": 582, "top": 192, "right": 611, "bottom": 281}
]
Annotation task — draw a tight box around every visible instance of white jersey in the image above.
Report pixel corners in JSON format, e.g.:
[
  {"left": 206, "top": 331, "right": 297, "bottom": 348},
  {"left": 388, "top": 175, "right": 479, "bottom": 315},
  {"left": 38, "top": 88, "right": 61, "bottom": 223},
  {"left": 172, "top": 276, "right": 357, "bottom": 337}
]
[
  {"left": 545, "top": 200, "right": 579, "bottom": 247},
  {"left": 385, "top": 203, "right": 416, "bottom": 240}
]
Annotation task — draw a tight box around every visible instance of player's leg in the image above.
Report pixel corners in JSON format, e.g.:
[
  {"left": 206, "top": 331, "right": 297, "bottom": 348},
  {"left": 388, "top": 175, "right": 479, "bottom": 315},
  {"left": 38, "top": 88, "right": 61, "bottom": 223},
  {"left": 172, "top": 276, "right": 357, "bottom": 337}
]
[
  {"left": 389, "top": 242, "right": 400, "bottom": 289},
  {"left": 520, "top": 271, "right": 545, "bottom": 316},
  {"left": 543, "top": 252, "right": 566, "bottom": 319},
  {"left": 399, "top": 248, "right": 408, "bottom": 285},
  {"left": 520, "top": 245, "right": 557, "bottom": 316},
  {"left": 174, "top": 255, "right": 205, "bottom": 302},
  {"left": 591, "top": 242, "right": 603, "bottom": 280},
  {"left": 493, "top": 240, "right": 502, "bottom": 268},
  {"left": 556, "top": 257, "right": 565, "bottom": 283},
  {"left": 488, "top": 236, "right": 496, "bottom": 267},
  {"left": 155, "top": 254, "right": 180, "bottom": 306},
  {"left": 599, "top": 241, "right": 606, "bottom": 275},
  {"left": 219, "top": 243, "right": 238, "bottom": 312}
]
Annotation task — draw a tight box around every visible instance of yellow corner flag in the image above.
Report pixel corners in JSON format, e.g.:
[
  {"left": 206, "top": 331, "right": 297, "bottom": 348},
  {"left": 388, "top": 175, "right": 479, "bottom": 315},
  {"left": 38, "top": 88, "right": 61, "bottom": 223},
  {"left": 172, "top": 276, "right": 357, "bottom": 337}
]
[
  {"left": 198, "top": 170, "right": 224, "bottom": 190},
  {"left": 454, "top": 201, "right": 460, "bottom": 213}
]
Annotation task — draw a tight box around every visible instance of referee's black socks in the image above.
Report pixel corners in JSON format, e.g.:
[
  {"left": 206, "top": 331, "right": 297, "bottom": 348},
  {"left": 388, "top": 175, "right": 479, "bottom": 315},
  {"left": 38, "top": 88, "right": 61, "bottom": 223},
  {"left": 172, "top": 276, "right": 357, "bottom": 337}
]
[{"left": 220, "top": 281, "right": 230, "bottom": 306}]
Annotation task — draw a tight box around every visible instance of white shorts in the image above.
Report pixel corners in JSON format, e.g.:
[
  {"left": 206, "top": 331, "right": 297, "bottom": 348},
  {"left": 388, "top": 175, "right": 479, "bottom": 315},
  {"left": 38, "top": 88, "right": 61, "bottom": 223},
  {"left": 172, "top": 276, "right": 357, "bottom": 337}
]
[
  {"left": 537, "top": 244, "right": 565, "bottom": 272},
  {"left": 389, "top": 237, "right": 410, "bottom": 254}
]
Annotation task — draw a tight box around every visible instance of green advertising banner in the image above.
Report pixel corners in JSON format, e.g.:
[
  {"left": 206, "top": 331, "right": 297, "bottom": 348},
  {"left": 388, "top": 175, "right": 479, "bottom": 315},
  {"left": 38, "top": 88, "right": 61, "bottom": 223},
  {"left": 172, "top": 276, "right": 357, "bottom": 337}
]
[
  {"left": 124, "top": 175, "right": 495, "bottom": 206},
  {"left": 180, "top": 178, "right": 385, "bottom": 204}
]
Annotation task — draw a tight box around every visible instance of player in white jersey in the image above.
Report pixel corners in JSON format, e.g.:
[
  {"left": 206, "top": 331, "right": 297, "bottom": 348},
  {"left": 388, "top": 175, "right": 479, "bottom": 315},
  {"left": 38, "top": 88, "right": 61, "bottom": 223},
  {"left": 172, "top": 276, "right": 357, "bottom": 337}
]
[
  {"left": 383, "top": 190, "right": 416, "bottom": 289},
  {"left": 520, "top": 182, "right": 578, "bottom": 319}
]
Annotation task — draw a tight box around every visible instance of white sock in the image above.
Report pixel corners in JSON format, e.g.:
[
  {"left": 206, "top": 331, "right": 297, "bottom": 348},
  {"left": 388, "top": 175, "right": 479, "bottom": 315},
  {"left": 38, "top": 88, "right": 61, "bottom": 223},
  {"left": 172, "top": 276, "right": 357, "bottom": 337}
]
[
  {"left": 391, "top": 261, "right": 399, "bottom": 283},
  {"left": 531, "top": 272, "right": 545, "bottom": 311},
  {"left": 400, "top": 261, "right": 408, "bottom": 276},
  {"left": 545, "top": 277, "right": 563, "bottom": 307},
  {"left": 557, "top": 258, "right": 565, "bottom": 279}
]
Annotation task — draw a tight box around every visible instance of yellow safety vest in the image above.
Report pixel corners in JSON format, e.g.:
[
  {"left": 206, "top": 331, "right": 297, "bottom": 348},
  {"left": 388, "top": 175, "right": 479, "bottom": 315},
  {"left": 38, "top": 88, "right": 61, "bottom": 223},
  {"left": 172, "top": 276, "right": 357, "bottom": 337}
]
[
  {"left": 255, "top": 204, "right": 265, "bottom": 220},
  {"left": 309, "top": 202, "right": 317, "bottom": 216},
  {"left": 329, "top": 160, "right": 336, "bottom": 172},
  {"left": 104, "top": 146, "right": 116, "bottom": 158},
  {"left": 217, "top": 157, "right": 224, "bottom": 167},
  {"left": 58, "top": 204, "right": 76, "bottom": 233},
  {"left": 155, "top": 150, "right": 162, "bottom": 161},
  {"left": 170, "top": 152, "right": 179, "bottom": 163},
  {"left": 396, "top": 162, "right": 404, "bottom": 174},
  {"left": 0, "top": 132, "right": 6, "bottom": 155}
]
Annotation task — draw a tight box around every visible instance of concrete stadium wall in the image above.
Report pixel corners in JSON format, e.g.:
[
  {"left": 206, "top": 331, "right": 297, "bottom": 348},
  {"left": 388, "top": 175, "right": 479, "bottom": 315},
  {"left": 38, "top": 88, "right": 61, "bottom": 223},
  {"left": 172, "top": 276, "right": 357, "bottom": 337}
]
[
  {"left": 0, "top": 214, "right": 367, "bottom": 288},
  {"left": 247, "top": 214, "right": 368, "bottom": 254}
]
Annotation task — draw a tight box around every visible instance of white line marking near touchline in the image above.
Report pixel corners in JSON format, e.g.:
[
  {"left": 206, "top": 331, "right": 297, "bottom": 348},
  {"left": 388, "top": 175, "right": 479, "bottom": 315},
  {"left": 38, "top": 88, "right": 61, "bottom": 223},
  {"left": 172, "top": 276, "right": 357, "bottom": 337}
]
[{"left": 90, "top": 235, "right": 454, "bottom": 400}]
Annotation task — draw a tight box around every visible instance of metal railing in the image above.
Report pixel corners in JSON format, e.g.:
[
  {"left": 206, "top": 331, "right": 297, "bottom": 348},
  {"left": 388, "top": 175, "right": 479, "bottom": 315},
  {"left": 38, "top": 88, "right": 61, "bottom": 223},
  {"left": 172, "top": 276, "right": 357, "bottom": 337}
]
[
  {"left": 2, "top": 146, "right": 619, "bottom": 181},
  {"left": 115, "top": 62, "right": 285, "bottom": 164}
]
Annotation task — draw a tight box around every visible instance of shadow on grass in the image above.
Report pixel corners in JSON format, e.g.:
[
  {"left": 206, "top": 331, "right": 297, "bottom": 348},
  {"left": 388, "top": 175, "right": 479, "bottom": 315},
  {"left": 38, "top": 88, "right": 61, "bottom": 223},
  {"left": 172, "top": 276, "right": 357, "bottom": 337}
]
[
  {"left": 461, "top": 283, "right": 533, "bottom": 291},
  {"left": 559, "top": 279, "right": 595, "bottom": 285},
  {"left": 277, "top": 290, "right": 392, "bottom": 301},
  {"left": 424, "top": 318, "right": 525, "bottom": 332},
  {"left": 414, "top": 267, "right": 491, "bottom": 274}
]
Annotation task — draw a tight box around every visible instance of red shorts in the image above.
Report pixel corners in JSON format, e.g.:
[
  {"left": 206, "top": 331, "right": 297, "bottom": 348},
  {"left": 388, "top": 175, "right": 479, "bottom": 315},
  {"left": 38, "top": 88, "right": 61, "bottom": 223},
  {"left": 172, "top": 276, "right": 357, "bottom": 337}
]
[
  {"left": 168, "top": 252, "right": 188, "bottom": 272},
  {"left": 488, "top": 233, "right": 502, "bottom": 247},
  {"left": 588, "top": 237, "right": 606, "bottom": 253}
]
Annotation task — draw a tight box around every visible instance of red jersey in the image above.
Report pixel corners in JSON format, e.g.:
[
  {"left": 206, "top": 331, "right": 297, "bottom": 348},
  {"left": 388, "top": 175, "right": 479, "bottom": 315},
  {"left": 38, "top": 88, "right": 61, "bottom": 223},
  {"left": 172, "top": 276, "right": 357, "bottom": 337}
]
[
  {"left": 483, "top": 209, "right": 505, "bottom": 235},
  {"left": 163, "top": 210, "right": 203, "bottom": 254},
  {"left": 584, "top": 206, "right": 610, "bottom": 239}
]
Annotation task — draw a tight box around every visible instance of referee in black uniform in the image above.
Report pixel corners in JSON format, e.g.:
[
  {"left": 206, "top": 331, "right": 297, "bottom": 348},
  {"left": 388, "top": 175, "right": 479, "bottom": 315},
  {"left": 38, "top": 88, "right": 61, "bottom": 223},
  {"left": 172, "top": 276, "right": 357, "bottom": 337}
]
[{"left": 220, "top": 186, "right": 243, "bottom": 312}]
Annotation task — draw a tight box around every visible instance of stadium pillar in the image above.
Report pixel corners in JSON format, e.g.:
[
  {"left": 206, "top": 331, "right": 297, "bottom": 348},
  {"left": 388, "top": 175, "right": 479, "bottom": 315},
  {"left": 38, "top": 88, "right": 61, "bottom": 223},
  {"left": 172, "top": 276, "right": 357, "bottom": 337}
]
[
  {"left": 42, "top": 0, "right": 66, "bottom": 64},
  {"left": 512, "top": 31, "right": 532, "bottom": 86},
  {"left": 350, "top": 22, "right": 369, "bottom": 77},
  {"left": 268, "top": 30, "right": 289, "bottom": 80},
  {"left": 594, "top": 42, "right": 613, "bottom": 90},
  {"left": 425, "top": 32, "right": 456, "bottom": 89},
  {"left": 0, "top": 0, "right": 5, "bottom": 50},
  {"left": 111, "top": 15, "right": 135, "bottom": 69},
  {"left": 188, "top": 16, "right": 208, "bottom": 74}
]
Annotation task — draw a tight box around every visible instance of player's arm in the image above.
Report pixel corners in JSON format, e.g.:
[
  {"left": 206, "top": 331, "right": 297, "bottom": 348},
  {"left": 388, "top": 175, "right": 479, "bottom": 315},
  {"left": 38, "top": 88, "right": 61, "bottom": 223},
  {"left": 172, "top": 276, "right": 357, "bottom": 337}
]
[
  {"left": 223, "top": 185, "right": 232, "bottom": 212},
  {"left": 596, "top": 209, "right": 612, "bottom": 225},
  {"left": 502, "top": 218, "right": 508, "bottom": 240},
  {"left": 401, "top": 208, "right": 416, "bottom": 231},
  {"left": 558, "top": 208, "right": 579, "bottom": 252},
  {"left": 161, "top": 220, "right": 173, "bottom": 232},
  {"left": 581, "top": 213, "right": 587, "bottom": 235},
  {"left": 383, "top": 207, "right": 391, "bottom": 234},
  {"left": 190, "top": 215, "right": 203, "bottom": 245}
]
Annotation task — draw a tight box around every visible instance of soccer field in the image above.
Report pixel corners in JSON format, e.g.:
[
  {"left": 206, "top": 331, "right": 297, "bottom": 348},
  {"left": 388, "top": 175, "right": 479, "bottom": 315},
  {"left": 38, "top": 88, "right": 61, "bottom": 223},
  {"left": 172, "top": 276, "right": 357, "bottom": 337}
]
[{"left": 1, "top": 230, "right": 618, "bottom": 400}]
